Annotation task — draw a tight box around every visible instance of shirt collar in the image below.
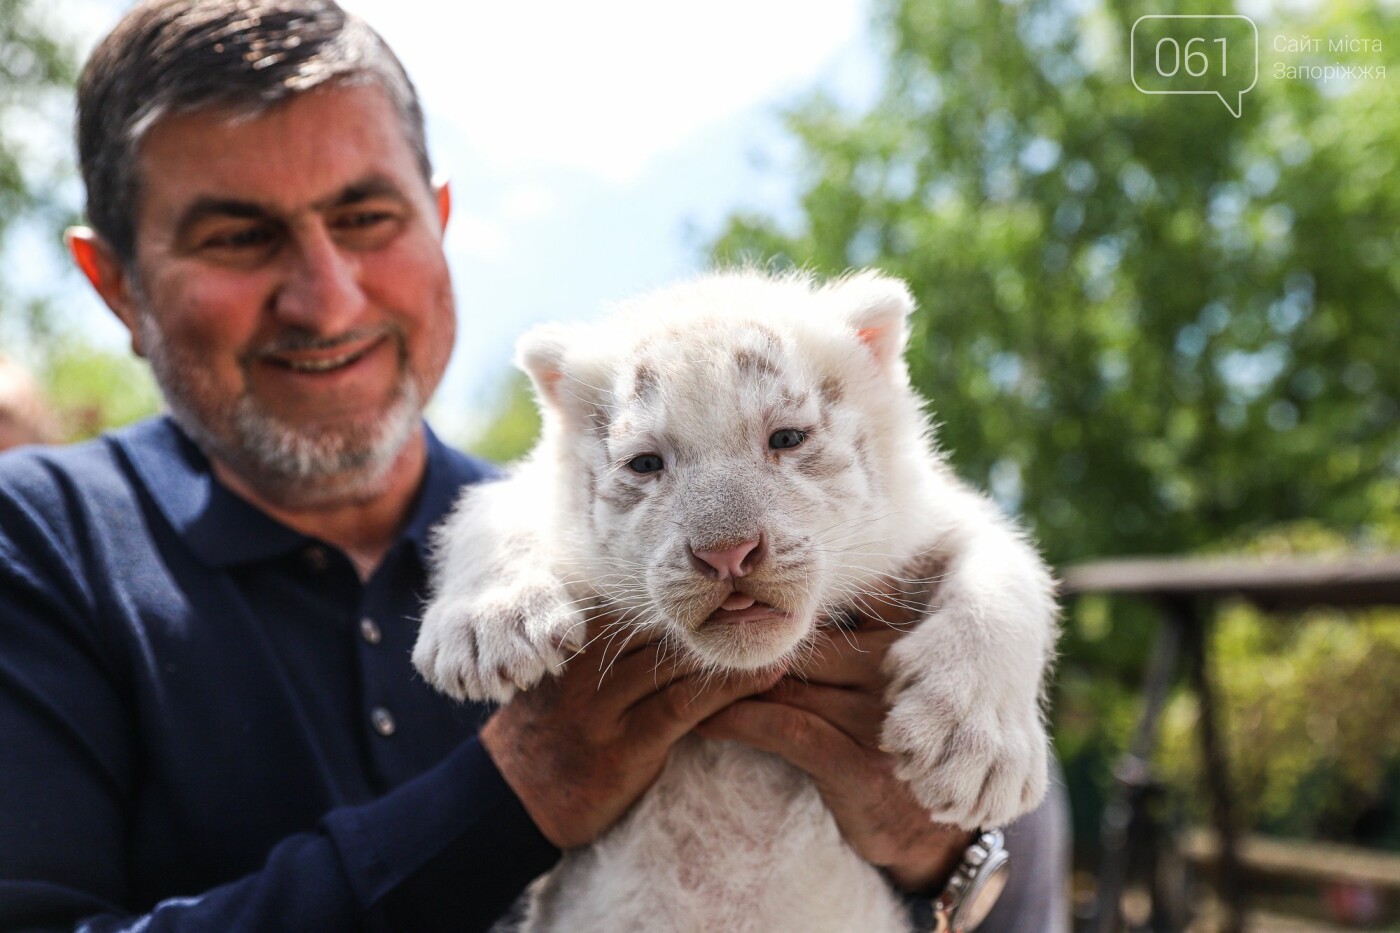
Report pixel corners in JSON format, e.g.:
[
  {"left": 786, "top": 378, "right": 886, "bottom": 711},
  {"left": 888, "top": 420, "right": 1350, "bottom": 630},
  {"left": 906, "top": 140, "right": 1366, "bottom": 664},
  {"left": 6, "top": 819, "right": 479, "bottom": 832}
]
[{"left": 115, "top": 416, "right": 496, "bottom": 569}]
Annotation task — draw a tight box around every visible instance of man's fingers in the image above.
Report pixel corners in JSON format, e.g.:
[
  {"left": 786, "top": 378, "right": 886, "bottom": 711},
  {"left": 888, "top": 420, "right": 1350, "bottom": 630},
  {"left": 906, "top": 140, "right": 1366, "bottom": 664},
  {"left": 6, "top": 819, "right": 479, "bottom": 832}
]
[
  {"left": 835, "top": 581, "right": 933, "bottom": 631},
  {"left": 761, "top": 680, "right": 886, "bottom": 749},
  {"left": 556, "top": 629, "right": 688, "bottom": 714},
  {"left": 573, "top": 618, "right": 659, "bottom": 665},
  {"left": 627, "top": 667, "right": 785, "bottom": 745},
  {"left": 789, "top": 628, "right": 901, "bottom": 688},
  {"left": 693, "top": 698, "right": 869, "bottom": 780}
]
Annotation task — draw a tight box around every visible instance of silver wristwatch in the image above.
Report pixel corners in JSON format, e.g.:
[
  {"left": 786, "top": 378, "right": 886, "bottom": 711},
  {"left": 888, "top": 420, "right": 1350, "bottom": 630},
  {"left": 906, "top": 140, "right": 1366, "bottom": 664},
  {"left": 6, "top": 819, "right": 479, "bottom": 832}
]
[{"left": 933, "top": 828, "right": 1010, "bottom": 933}]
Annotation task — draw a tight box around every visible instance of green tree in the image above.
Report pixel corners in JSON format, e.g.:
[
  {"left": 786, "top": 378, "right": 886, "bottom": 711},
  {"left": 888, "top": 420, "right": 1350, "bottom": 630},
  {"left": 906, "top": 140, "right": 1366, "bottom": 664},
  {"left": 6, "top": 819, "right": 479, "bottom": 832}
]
[
  {"left": 710, "top": 0, "right": 1400, "bottom": 848},
  {"left": 1157, "top": 522, "right": 1400, "bottom": 846},
  {"left": 0, "top": 0, "right": 161, "bottom": 438},
  {"left": 46, "top": 342, "right": 163, "bottom": 439},
  {"left": 1, "top": 0, "right": 78, "bottom": 345},
  {"left": 714, "top": 0, "right": 1398, "bottom": 567},
  {"left": 0, "top": 1, "right": 74, "bottom": 187},
  {"left": 466, "top": 373, "right": 542, "bottom": 464}
]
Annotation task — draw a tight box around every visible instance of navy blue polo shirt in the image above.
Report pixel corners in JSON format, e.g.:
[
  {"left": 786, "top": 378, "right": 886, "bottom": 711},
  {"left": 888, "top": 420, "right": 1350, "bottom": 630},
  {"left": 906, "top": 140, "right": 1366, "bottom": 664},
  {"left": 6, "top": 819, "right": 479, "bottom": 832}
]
[{"left": 0, "top": 417, "right": 560, "bottom": 931}]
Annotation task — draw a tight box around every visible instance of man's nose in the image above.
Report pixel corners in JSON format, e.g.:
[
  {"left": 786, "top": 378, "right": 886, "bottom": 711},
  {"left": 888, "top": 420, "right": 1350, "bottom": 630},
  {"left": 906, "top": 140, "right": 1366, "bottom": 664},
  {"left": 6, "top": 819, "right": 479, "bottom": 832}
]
[{"left": 273, "top": 226, "right": 367, "bottom": 330}]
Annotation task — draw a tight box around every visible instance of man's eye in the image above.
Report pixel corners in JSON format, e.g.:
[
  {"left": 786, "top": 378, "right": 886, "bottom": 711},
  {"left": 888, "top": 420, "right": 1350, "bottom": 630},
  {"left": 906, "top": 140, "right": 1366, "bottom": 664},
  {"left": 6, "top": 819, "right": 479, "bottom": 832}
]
[
  {"left": 769, "top": 429, "right": 806, "bottom": 450},
  {"left": 338, "top": 211, "right": 394, "bottom": 229},
  {"left": 204, "top": 225, "right": 276, "bottom": 250},
  {"left": 333, "top": 209, "right": 402, "bottom": 247},
  {"left": 627, "top": 454, "right": 665, "bottom": 474}
]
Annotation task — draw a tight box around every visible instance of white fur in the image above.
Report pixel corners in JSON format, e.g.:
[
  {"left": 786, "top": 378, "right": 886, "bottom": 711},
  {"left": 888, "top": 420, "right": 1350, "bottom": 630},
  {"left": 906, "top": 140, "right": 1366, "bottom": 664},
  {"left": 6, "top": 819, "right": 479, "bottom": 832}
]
[{"left": 414, "top": 269, "right": 1059, "bottom": 932}]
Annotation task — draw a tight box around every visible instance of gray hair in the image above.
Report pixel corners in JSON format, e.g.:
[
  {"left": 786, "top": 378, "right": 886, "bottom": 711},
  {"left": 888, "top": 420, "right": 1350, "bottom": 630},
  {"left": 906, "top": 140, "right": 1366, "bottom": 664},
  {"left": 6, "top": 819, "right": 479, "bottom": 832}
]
[{"left": 76, "top": 0, "right": 433, "bottom": 267}]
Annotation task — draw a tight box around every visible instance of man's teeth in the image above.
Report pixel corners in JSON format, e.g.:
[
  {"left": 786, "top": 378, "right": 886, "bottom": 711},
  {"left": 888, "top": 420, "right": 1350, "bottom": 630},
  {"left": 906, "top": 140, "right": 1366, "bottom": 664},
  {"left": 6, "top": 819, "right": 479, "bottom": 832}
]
[{"left": 280, "top": 347, "right": 367, "bottom": 372}]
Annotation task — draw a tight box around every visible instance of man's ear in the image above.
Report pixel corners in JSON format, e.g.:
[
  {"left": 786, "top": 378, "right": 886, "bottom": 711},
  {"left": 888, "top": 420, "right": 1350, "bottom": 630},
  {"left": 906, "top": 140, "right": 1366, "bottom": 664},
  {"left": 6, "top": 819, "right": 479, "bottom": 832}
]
[
  {"left": 432, "top": 175, "right": 451, "bottom": 233},
  {"left": 66, "top": 226, "right": 146, "bottom": 358}
]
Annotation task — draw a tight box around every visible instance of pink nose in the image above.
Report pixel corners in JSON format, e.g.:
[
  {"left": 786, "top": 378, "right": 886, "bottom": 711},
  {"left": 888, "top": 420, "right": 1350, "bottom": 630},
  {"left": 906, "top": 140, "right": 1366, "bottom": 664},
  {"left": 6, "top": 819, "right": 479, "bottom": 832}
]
[{"left": 690, "top": 537, "right": 764, "bottom": 580}]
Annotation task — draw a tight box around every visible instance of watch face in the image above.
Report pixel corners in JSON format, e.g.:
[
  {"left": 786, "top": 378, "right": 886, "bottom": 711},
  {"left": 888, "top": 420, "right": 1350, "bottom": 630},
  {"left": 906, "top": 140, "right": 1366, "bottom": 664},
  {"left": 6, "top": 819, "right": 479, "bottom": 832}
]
[{"left": 958, "top": 859, "right": 1010, "bottom": 930}]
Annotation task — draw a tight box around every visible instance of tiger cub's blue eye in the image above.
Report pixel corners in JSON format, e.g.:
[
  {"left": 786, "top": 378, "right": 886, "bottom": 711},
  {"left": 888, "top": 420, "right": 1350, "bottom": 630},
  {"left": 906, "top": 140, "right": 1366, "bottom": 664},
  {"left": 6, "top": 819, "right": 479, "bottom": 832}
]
[
  {"left": 769, "top": 430, "right": 806, "bottom": 450},
  {"left": 628, "top": 454, "right": 665, "bottom": 474}
]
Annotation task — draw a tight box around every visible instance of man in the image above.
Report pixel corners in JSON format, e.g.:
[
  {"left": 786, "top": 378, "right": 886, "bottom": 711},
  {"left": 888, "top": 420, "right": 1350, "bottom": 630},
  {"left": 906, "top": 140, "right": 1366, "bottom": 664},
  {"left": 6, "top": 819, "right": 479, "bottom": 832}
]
[{"left": 0, "top": 0, "right": 1069, "bottom": 929}]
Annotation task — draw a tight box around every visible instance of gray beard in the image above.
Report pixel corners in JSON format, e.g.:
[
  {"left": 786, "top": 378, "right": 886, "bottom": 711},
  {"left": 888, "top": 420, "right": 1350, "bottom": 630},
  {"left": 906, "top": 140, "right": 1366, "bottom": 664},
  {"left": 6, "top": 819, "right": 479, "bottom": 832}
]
[{"left": 139, "top": 313, "right": 423, "bottom": 506}]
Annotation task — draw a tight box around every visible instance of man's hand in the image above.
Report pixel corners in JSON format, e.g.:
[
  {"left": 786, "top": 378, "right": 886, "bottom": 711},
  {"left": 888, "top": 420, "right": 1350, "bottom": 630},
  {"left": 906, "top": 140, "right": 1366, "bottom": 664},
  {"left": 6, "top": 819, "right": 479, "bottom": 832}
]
[
  {"left": 695, "top": 613, "right": 972, "bottom": 892},
  {"left": 480, "top": 626, "right": 784, "bottom": 850}
]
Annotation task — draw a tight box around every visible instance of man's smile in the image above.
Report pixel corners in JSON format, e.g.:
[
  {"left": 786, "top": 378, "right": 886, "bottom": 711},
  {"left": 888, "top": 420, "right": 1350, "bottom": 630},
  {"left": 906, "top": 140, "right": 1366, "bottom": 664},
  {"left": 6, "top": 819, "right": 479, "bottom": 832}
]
[{"left": 261, "top": 333, "right": 388, "bottom": 374}]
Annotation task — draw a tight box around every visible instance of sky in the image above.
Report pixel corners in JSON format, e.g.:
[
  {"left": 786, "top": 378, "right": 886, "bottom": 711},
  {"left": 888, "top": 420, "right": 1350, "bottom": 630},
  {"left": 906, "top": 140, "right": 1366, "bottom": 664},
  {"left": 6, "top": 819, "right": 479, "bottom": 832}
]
[{"left": 21, "top": 0, "right": 883, "bottom": 440}]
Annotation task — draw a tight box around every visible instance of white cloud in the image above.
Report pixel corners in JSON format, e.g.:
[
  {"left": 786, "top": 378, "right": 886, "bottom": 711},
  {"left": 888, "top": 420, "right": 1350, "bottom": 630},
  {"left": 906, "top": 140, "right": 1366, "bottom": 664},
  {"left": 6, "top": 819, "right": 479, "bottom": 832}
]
[
  {"left": 344, "top": 0, "right": 865, "bottom": 183},
  {"left": 39, "top": 0, "right": 121, "bottom": 51},
  {"left": 499, "top": 184, "right": 556, "bottom": 222},
  {"left": 448, "top": 214, "right": 511, "bottom": 260}
]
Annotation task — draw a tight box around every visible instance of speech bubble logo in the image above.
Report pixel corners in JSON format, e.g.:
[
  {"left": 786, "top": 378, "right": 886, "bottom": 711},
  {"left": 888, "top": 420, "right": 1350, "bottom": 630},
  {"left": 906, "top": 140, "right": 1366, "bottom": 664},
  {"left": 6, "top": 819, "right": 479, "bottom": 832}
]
[{"left": 1131, "top": 15, "right": 1259, "bottom": 118}]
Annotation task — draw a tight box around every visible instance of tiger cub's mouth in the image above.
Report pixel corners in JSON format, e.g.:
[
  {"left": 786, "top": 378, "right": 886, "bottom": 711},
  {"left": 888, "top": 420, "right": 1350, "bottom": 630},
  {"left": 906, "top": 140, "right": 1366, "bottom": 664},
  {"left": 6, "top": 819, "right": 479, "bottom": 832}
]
[{"left": 702, "top": 597, "right": 790, "bottom": 627}]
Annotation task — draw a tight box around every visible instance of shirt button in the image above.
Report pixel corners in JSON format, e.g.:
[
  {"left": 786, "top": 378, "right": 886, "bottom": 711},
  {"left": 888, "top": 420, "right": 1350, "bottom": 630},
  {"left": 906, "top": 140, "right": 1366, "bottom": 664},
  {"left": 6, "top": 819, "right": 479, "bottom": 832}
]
[
  {"left": 302, "top": 546, "right": 328, "bottom": 572},
  {"left": 370, "top": 707, "right": 396, "bottom": 737},
  {"left": 359, "top": 618, "right": 382, "bottom": 645}
]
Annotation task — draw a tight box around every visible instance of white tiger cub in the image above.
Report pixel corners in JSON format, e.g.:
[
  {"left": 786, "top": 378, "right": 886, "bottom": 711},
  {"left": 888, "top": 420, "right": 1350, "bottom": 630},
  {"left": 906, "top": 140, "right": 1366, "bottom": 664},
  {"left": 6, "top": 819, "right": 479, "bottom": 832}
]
[{"left": 414, "top": 269, "right": 1058, "bottom": 932}]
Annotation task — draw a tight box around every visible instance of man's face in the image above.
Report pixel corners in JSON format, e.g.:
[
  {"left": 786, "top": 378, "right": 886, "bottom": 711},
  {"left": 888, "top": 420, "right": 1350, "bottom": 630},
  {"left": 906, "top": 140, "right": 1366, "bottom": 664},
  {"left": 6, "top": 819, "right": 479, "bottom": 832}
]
[{"left": 121, "top": 83, "right": 454, "bottom": 501}]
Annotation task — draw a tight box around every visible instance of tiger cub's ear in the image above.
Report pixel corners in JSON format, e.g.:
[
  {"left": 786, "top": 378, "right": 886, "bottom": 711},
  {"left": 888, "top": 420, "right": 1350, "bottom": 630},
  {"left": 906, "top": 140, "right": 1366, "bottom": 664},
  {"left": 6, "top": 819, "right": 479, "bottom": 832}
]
[
  {"left": 514, "top": 323, "right": 608, "bottom": 431},
  {"left": 516, "top": 324, "right": 570, "bottom": 412},
  {"left": 827, "top": 270, "right": 916, "bottom": 373}
]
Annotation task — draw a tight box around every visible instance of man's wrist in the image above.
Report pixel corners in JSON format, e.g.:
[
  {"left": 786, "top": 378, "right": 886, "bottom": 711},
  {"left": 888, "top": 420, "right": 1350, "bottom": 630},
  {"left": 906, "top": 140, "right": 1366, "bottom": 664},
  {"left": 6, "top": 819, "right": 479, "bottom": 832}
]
[
  {"left": 891, "top": 826, "right": 1012, "bottom": 933},
  {"left": 477, "top": 709, "right": 572, "bottom": 849},
  {"left": 885, "top": 828, "right": 976, "bottom": 893},
  {"left": 931, "top": 828, "right": 1012, "bottom": 933}
]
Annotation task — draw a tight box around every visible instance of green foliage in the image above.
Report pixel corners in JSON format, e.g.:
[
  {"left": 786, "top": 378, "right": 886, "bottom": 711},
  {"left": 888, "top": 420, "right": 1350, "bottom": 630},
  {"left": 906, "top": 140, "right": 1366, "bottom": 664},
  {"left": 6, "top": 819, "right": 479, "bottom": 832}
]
[
  {"left": 708, "top": 0, "right": 1400, "bottom": 847},
  {"left": 0, "top": 0, "right": 130, "bottom": 437},
  {"left": 1157, "top": 523, "right": 1400, "bottom": 845},
  {"left": 712, "top": 0, "right": 1398, "bottom": 567},
  {"left": 0, "top": 0, "right": 76, "bottom": 226},
  {"left": 1159, "top": 602, "right": 1400, "bottom": 844},
  {"left": 0, "top": 2, "right": 165, "bottom": 440},
  {"left": 467, "top": 373, "right": 542, "bottom": 465},
  {"left": 44, "top": 343, "right": 162, "bottom": 441},
  {"left": 0, "top": 0, "right": 78, "bottom": 298}
]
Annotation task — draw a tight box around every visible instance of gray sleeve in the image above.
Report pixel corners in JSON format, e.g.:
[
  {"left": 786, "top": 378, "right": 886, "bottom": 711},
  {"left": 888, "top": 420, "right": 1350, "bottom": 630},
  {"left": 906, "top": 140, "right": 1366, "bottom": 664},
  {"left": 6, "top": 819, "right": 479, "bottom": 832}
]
[{"left": 980, "top": 754, "right": 1073, "bottom": 933}]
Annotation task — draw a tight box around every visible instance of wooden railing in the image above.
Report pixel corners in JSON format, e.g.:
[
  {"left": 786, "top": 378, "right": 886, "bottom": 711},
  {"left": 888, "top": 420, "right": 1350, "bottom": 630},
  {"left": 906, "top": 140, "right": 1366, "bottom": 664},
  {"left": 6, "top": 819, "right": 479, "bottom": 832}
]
[{"left": 1059, "top": 553, "right": 1400, "bottom": 932}]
